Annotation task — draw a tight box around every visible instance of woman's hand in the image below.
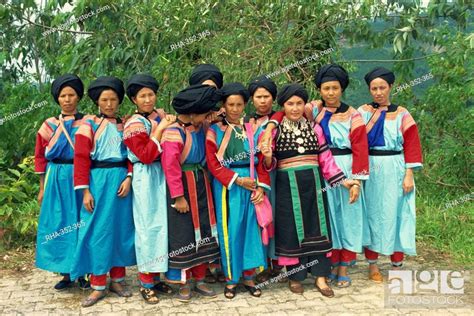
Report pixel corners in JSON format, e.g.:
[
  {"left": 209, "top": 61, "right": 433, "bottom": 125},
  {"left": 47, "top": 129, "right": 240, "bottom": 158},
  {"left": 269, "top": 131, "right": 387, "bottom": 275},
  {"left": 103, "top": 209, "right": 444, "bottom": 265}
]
[
  {"left": 158, "top": 114, "right": 176, "bottom": 130},
  {"left": 402, "top": 169, "right": 414, "bottom": 194},
  {"left": 83, "top": 189, "right": 95, "bottom": 212},
  {"left": 237, "top": 177, "right": 257, "bottom": 191},
  {"left": 37, "top": 188, "right": 44, "bottom": 206},
  {"left": 117, "top": 176, "right": 132, "bottom": 197},
  {"left": 173, "top": 196, "right": 190, "bottom": 213},
  {"left": 251, "top": 187, "right": 265, "bottom": 204},
  {"left": 348, "top": 183, "right": 360, "bottom": 204},
  {"left": 259, "top": 128, "right": 274, "bottom": 153},
  {"left": 261, "top": 141, "right": 272, "bottom": 159},
  {"left": 152, "top": 114, "right": 176, "bottom": 141}
]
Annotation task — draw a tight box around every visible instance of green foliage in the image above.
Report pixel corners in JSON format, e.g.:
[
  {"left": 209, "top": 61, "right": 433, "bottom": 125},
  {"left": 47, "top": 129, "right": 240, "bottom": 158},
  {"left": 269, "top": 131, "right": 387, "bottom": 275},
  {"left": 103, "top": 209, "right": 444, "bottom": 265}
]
[{"left": 0, "top": 158, "right": 39, "bottom": 248}]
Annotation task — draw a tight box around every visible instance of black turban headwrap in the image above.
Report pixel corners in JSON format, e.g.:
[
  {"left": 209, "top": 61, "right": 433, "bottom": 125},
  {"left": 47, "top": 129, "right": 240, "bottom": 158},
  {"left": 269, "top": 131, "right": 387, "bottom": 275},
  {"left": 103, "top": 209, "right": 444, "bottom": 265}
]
[
  {"left": 172, "top": 84, "right": 222, "bottom": 114},
  {"left": 220, "top": 82, "right": 250, "bottom": 103},
  {"left": 277, "top": 83, "right": 309, "bottom": 106},
  {"left": 314, "top": 64, "right": 350, "bottom": 91},
  {"left": 88, "top": 76, "right": 125, "bottom": 104},
  {"left": 364, "top": 67, "right": 395, "bottom": 86},
  {"left": 126, "top": 74, "right": 159, "bottom": 100},
  {"left": 189, "top": 64, "right": 223, "bottom": 89},
  {"left": 51, "top": 74, "right": 84, "bottom": 104},
  {"left": 248, "top": 75, "right": 277, "bottom": 100}
]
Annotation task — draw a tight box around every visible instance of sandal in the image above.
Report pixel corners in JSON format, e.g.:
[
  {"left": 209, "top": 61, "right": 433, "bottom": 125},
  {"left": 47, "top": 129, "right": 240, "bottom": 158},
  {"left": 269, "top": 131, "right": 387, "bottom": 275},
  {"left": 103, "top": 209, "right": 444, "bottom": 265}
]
[
  {"left": 153, "top": 281, "right": 173, "bottom": 294},
  {"left": 109, "top": 281, "right": 132, "bottom": 297},
  {"left": 82, "top": 290, "right": 106, "bottom": 307},
  {"left": 243, "top": 284, "right": 262, "bottom": 297},
  {"left": 336, "top": 275, "right": 351, "bottom": 288},
  {"left": 194, "top": 281, "right": 217, "bottom": 298},
  {"left": 177, "top": 284, "right": 192, "bottom": 302},
  {"left": 224, "top": 285, "right": 237, "bottom": 299},
  {"left": 139, "top": 287, "right": 159, "bottom": 304},
  {"left": 288, "top": 280, "right": 304, "bottom": 294}
]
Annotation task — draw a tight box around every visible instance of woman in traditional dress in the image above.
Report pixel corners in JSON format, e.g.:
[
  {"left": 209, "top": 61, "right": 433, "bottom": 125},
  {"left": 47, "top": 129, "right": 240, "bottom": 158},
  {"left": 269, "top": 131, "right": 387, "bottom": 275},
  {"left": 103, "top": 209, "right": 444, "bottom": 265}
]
[
  {"left": 189, "top": 63, "right": 227, "bottom": 284},
  {"left": 260, "top": 83, "right": 359, "bottom": 297},
  {"left": 246, "top": 76, "right": 283, "bottom": 283},
  {"left": 123, "top": 74, "right": 175, "bottom": 303},
  {"left": 35, "top": 74, "right": 89, "bottom": 290},
  {"left": 161, "top": 84, "right": 222, "bottom": 301},
  {"left": 71, "top": 76, "right": 136, "bottom": 307},
  {"left": 206, "top": 82, "right": 270, "bottom": 299},
  {"left": 358, "top": 67, "right": 422, "bottom": 282}
]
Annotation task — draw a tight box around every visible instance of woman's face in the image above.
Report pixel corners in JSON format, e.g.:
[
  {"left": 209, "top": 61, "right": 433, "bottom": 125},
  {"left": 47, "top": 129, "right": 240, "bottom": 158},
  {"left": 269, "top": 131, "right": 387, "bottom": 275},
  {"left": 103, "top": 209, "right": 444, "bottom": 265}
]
[
  {"left": 58, "top": 86, "right": 79, "bottom": 114},
  {"left": 319, "top": 81, "right": 342, "bottom": 107},
  {"left": 283, "top": 96, "right": 305, "bottom": 121},
  {"left": 252, "top": 87, "right": 273, "bottom": 115},
  {"left": 132, "top": 87, "right": 156, "bottom": 113},
  {"left": 224, "top": 95, "right": 245, "bottom": 123},
  {"left": 369, "top": 78, "right": 392, "bottom": 105},
  {"left": 97, "top": 90, "right": 120, "bottom": 117}
]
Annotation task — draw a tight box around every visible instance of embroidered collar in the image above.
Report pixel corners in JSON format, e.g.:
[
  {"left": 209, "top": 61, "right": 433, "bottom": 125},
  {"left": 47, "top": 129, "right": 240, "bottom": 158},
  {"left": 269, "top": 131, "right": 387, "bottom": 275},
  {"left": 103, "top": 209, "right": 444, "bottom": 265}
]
[
  {"left": 56, "top": 113, "right": 84, "bottom": 120},
  {"left": 99, "top": 113, "right": 122, "bottom": 124}
]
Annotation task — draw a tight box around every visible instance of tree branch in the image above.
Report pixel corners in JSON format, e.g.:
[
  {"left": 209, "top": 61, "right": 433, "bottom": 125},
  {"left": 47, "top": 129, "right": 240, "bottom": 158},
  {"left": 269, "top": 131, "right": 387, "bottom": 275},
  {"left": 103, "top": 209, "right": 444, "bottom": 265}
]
[
  {"left": 21, "top": 17, "right": 94, "bottom": 35},
  {"left": 343, "top": 51, "right": 446, "bottom": 63}
]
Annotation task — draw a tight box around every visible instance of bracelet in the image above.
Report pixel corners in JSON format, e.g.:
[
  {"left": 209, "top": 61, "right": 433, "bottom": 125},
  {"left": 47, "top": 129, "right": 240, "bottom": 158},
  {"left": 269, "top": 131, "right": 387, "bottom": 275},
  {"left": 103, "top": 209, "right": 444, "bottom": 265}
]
[{"left": 352, "top": 183, "right": 360, "bottom": 188}]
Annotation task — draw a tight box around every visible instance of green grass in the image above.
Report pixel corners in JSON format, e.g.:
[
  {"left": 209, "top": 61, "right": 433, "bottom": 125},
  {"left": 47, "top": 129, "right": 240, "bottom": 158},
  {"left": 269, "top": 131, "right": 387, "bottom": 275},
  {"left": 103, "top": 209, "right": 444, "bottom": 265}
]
[{"left": 416, "top": 192, "right": 473, "bottom": 268}]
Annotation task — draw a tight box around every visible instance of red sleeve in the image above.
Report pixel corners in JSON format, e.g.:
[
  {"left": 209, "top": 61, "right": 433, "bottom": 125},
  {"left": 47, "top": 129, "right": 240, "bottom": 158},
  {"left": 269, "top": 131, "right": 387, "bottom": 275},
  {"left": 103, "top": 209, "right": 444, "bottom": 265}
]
[
  {"left": 256, "top": 151, "right": 271, "bottom": 189},
  {"left": 127, "top": 160, "right": 133, "bottom": 175},
  {"left": 349, "top": 112, "right": 369, "bottom": 179},
  {"left": 403, "top": 125, "right": 423, "bottom": 167},
  {"left": 73, "top": 123, "right": 93, "bottom": 189},
  {"left": 205, "top": 127, "right": 239, "bottom": 188},
  {"left": 34, "top": 133, "right": 48, "bottom": 174},
  {"left": 401, "top": 111, "right": 423, "bottom": 169},
  {"left": 124, "top": 131, "right": 161, "bottom": 164},
  {"left": 34, "top": 120, "right": 55, "bottom": 174},
  {"left": 269, "top": 111, "right": 285, "bottom": 125},
  {"left": 161, "top": 128, "right": 185, "bottom": 198}
]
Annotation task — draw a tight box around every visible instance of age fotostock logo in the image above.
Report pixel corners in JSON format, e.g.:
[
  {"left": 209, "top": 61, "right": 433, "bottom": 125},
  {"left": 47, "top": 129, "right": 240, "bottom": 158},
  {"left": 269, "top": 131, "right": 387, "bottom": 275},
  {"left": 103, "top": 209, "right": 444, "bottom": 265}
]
[{"left": 385, "top": 270, "right": 467, "bottom": 308}]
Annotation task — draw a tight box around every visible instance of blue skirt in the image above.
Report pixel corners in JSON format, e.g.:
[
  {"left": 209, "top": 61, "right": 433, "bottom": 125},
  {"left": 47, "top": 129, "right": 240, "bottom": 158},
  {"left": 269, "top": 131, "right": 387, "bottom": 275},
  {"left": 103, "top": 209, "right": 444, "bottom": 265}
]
[
  {"left": 70, "top": 167, "right": 136, "bottom": 279},
  {"left": 36, "top": 162, "right": 82, "bottom": 274},
  {"left": 213, "top": 166, "right": 266, "bottom": 284},
  {"left": 326, "top": 154, "right": 371, "bottom": 253},
  {"left": 364, "top": 155, "right": 417, "bottom": 256}
]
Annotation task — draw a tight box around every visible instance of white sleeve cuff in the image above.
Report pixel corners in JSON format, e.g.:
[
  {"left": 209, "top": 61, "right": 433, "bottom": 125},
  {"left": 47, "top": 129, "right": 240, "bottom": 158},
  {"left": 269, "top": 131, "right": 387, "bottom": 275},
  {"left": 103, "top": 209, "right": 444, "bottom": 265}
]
[
  {"left": 227, "top": 173, "right": 239, "bottom": 190},
  {"left": 74, "top": 185, "right": 89, "bottom": 190},
  {"left": 406, "top": 163, "right": 423, "bottom": 170},
  {"left": 151, "top": 136, "right": 163, "bottom": 153}
]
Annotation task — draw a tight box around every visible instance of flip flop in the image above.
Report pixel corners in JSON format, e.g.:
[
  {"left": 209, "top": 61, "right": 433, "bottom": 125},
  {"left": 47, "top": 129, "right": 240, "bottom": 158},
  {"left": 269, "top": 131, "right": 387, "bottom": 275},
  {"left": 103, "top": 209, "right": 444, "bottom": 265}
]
[{"left": 336, "top": 275, "right": 351, "bottom": 288}]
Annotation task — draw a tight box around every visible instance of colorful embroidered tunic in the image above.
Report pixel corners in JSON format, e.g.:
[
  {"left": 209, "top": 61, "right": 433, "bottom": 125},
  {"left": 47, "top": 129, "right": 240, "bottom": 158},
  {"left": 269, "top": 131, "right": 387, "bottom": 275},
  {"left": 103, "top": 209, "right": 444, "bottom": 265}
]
[
  {"left": 70, "top": 115, "right": 136, "bottom": 279},
  {"left": 161, "top": 122, "right": 220, "bottom": 272},
  {"left": 35, "top": 113, "right": 84, "bottom": 273},
  {"left": 357, "top": 103, "right": 423, "bottom": 256},
  {"left": 265, "top": 117, "right": 345, "bottom": 258},
  {"left": 308, "top": 101, "right": 371, "bottom": 256},
  {"left": 206, "top": 121, "right": 270, "bottom": 283},
  {"left": 124, "top": 109, "right": 168, "bottom": 273}
]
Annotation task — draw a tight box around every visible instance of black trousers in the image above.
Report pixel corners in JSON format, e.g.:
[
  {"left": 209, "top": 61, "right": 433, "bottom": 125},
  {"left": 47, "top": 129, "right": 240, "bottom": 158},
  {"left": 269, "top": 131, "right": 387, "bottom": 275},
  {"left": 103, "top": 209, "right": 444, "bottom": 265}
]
[{"left": 286, "top": 254, "right": 331, "bottom": 281}]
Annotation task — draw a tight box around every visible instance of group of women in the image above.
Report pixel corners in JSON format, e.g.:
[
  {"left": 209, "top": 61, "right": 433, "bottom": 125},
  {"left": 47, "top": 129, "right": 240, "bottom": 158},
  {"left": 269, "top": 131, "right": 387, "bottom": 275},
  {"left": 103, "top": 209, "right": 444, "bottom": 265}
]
[{"left": 35, "top": 63, "right": 423, "bottom": 307}]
